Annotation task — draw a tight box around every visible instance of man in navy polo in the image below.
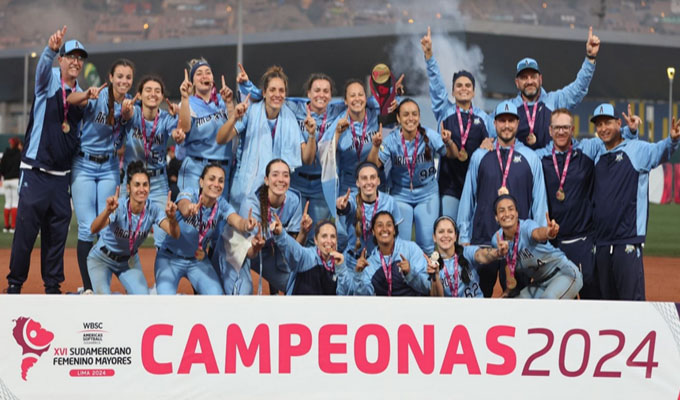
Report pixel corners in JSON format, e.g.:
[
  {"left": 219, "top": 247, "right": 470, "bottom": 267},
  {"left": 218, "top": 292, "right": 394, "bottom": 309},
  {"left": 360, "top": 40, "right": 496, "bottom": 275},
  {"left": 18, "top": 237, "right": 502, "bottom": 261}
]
[
  {"left": 6, "top": 26, "right": 86, "bottom": 294},
  {"left": 591, "top": 103, "right": 679, "bottom": 300},
  {"left": 458, "top": 100, "right": 548, "bottom": 297},
  {"left": 503, "top": 27, "right": 601, "bottom": 150}
]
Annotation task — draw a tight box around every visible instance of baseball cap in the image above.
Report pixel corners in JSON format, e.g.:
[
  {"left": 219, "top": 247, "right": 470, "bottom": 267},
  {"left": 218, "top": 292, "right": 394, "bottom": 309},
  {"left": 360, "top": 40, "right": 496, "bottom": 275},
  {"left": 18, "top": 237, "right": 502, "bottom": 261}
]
[
  {"left": 516, "top": 57, "right": 540, "bottom": 76},
  {"left": 59, "top": 40, "right": 88, "bottom": 58},
  {"left": 590, "top": 103, "right": 616, "bottom": 122},
  {"left": 494, "top": 100, "right": 519, "bottom": 119}
]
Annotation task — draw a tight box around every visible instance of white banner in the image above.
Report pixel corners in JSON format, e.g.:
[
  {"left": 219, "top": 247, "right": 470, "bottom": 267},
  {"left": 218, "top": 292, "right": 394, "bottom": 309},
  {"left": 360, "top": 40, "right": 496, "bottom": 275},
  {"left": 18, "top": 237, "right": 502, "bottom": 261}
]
[{"left": 1, "top": 296, "right": 680, "bottom": 399}]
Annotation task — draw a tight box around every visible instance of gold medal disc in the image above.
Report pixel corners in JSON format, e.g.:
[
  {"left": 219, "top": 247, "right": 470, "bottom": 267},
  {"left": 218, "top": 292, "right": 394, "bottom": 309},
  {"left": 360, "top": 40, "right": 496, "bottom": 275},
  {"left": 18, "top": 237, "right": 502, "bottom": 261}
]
[
  {"left": 526, "top": 132, "right": 536, "bottom": 145},
  {"left": 458, "top": 148, "right": 468, "bottom": 162},
  {"left": 195, "top": 248, "right": 205, "bottom": 261},
  {"left": 62, "top": 121, "right": 70, "bottom": 133},
  {"left": 498, "top": 186, "right": 509, "bottom": 196},
  {"left": 556, "top": 188, "right": 565, "bottom": 201}
]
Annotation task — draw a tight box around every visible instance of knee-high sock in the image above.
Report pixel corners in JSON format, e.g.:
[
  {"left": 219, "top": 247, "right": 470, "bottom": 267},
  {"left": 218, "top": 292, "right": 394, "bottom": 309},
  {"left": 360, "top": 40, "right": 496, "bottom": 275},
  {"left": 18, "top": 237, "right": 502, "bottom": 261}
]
[
  {"left": 10, "top": 208, "right": 17, "bottom": 229},
  {"left": 77, "top": 240, "right": 94, "bottom": 291},
  {"left": 3, "top": 208, "right": 9, "bottom": 229}
]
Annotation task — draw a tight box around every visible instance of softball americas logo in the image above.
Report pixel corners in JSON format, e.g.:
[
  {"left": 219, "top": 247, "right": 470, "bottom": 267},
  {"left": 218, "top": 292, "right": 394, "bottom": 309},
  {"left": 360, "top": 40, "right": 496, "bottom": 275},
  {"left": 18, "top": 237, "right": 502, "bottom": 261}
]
[{"left": 12, "top": 317, "right": 54, "bottom": 380}]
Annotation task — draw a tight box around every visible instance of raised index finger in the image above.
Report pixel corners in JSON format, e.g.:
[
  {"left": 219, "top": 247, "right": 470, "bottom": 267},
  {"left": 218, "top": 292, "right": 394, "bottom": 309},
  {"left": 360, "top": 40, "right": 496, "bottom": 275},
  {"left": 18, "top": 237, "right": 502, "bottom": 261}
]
[
  {"left": 115, "top": 186, "right": 120, "bottom": 198},
  {"left": 167, "top": 191, "right": 172, "bottom": 202},
  {"left": 496, "top": 231, "right": 502, "bottom": 244},
  {"left": 588, "top": 26, "right": 593, "bottom": 40},
  {"left": 427, "top": 26, "right": 431, "bottom": 39},
  {"left": 184, "top": 68, "right": 189, "bottom": 82},
  {"left": 545, "top": 212, "right": 550, "bottom": 225},
  {"left": 303, "top": 200, "right": 309, "bottom": 216},
  {"left": 61, "top": 25, "right": 68, "bottom": 36},
  {"left": 238, "top": 63, "right": 246, "bottom": 74}
]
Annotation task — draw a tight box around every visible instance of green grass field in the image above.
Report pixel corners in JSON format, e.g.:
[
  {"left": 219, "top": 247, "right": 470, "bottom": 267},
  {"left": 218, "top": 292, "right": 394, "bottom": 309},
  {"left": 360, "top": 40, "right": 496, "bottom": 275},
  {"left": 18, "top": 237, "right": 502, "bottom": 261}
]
[{"left": 0, "top": 197, "right": 678, "bottom": 256}]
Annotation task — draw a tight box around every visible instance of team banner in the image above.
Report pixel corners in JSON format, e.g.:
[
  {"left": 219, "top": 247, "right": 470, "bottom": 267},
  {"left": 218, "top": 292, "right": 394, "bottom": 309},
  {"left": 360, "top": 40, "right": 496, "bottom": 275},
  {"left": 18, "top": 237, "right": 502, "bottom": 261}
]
[{"left": 1, "top": 296, "right": 680, "bottom": 399}]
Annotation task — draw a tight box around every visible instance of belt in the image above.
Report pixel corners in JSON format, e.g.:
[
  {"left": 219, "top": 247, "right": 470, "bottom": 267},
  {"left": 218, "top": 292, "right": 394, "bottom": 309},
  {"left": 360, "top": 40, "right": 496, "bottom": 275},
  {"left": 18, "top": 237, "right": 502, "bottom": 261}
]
[
  {"left": 146, "top": 167, "right": 165, "bottom": 177},
  {"left": 297, "top": 172, "right": 321, "bottom": 180},
  {"left": 78, "top": 151, "right": 112, "bottom": 164},
  {"left": 162, "top": 247, "right": 195, "bottom": 260},
  {"left": 530, "top": 267, "right": 560, "bottom": 285},
  {"left": 191, "top": 156, "right": 230, "bottom": 166},
  {"left": 100, "top": 246, "right": 131, "bottom": 262}
]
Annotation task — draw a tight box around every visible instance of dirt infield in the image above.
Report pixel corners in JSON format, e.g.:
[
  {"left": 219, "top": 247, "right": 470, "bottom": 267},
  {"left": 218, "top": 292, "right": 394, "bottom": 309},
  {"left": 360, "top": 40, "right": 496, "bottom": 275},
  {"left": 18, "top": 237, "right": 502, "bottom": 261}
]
[{"left": 0, "top": 248, "right": 678, "bottom": 301}]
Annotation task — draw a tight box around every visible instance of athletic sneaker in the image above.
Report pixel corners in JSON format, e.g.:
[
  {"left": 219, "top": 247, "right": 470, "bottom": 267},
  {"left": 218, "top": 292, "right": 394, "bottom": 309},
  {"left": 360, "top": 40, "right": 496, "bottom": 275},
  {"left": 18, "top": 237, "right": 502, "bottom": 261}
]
[
  {"left": 6, "top": 284, "right": 21, "bottom": 294},
  {"left": 9, "top": 229, "right": 14, "bottom": 233},
  {"left": 2, "top": 228, "right": 7, "bottom": 233},
  {"left": 83, "top": 289, "right": 94, "bottom": 295}
]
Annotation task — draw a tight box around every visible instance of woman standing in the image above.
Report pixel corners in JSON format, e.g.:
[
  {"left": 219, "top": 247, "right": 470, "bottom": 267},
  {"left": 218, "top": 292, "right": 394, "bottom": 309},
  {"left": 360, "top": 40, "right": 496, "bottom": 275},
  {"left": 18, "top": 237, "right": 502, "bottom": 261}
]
[
  {"left": 67, "top": 59, "right": 135, "bottom": 292},
  {"left": 487, "top": 195, "right": 583, "bottom": 299},
  {"left": 421, "top": 27, "right": 494, "bottom": 219},
  {"left": 155, "top": 163, "right": 257, "bottom": 295},
  {"left": 1, "top": 137, "right": 21, "bottom": 233},
  {"left": 367, "top": 98, "right": 458, "bottom": 254},
  {"left": 87, "top": 161, "right": 179, "bottom": 294},
  {"left": 354, "top": 211, "right": 430, "bottom": 296},
  {"left": 426, "top": 216, "right": 483, "bottom": 298},
  {"left": 121, "top": 76, "right": 182, "bottom": 248},
  {"left": 176, "top": 58, "right": 235, "bottom": 199},
  {"left": 220, "top": 65, "right": 316, "bottom": 209}
]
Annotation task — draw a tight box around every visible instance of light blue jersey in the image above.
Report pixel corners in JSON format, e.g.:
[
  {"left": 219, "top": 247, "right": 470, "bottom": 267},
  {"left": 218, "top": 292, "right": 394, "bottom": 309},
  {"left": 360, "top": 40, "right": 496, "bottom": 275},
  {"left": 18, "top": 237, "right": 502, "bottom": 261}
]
[
  {"left": 354, "top": 237, "right": 430, "bottom": 296},
  {"left": 327, "top": 108, "right": 382, "bottom": 192},
  {"left": 438, "top": 246, "right": 483, "bottom": 298},
  {"left": 98, "top": 199, "right": 166, "bottom": 255},
  {"left": 79, "top": 89, "right": 130, "bottom": 154},
  {"left": 491, "top": 219, "right": 573, "bottom": 282},
  {"left": 160, "top": 188, "right": 237, "bottom": 257},
  {"left": 184, "top": 96, "right": 232, "bottom": 160},
  {"left": 378, "top": 127, "right": 446, "bottom": 201},
  {"left": 123, "top": 106, "right": 177, "bottom": 170}
]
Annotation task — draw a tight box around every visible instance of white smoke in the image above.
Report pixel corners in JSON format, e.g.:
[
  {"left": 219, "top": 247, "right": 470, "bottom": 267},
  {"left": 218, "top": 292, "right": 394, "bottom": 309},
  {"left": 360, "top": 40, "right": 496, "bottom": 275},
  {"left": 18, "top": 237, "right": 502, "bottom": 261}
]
[{"left": 387, "top": 2, "right": 488, "bottom": 111}]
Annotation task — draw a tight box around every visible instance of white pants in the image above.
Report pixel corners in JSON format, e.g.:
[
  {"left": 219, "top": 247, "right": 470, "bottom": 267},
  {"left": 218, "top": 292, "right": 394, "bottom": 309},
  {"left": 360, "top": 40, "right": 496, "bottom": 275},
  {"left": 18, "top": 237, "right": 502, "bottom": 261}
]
[{"left": 3, "top": 178, "right": 19, "bottom": 208}]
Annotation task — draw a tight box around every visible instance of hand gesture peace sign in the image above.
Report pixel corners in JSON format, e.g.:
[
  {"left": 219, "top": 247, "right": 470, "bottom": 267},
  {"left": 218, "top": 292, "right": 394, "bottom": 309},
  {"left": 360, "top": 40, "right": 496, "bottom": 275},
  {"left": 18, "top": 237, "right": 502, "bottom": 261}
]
[{"left": 621, "top": 103, "right": 641, "bottom": 133}]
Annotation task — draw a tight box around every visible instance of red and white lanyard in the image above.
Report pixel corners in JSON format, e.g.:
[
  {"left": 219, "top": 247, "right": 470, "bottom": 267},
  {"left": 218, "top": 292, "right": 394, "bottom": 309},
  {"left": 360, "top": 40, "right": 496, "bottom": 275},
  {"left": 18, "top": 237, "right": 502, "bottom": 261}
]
[
  {"left": 400, "top": 130, "right": 419, "bottom": 190},
  {"left": 351, "top": 113, "right": 368, "bottom": 160},
  {"left": 496, "top": 141, "right": 515, "bottom": 189},
  {"left": 442, "top": 255, "right": 460, "bottom": 297},
  {"left": 127, "top": 200, "right": 146, "bottom": 255},
  {"left": 380, "top": 252, "right": 393, "bottom": 296},
  {"left": 140, "top": 106, "right": 159, "bottom": 163}
]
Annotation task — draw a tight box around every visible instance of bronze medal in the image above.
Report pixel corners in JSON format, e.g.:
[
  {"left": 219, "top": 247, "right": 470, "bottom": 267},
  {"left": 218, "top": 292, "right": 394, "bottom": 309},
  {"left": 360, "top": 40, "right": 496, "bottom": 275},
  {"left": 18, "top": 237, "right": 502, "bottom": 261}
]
[
  {"left": 556, "top": 188, "right": 565, "bottom": 201},
  {"left": 458, "top": 148, "right": 468, "bottom": 162},
  {"left": 498, "top": 186, "right": 509, "bottom": 196},
  {"left": 526, "top": 132, "right": 536, "bottom": 145},
  {"left": 195, "top": 248, "right": 205, "bottom": 261},
  {"left": 62, "top": 121, "right": 70, "bottom": 133},
  {"left": 506, "top": 272, "right": 517, "bottom": 289}
]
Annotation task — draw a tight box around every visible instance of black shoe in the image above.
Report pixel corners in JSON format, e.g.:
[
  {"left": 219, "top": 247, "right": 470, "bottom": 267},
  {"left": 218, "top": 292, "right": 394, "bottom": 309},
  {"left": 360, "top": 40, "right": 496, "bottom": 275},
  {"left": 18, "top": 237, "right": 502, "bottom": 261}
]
[
  {"left": 6, "top": 284, "right": 21, "bottom": 294},
  {"left": 45, "top": 286, "right": 62, "bottom": 295}
]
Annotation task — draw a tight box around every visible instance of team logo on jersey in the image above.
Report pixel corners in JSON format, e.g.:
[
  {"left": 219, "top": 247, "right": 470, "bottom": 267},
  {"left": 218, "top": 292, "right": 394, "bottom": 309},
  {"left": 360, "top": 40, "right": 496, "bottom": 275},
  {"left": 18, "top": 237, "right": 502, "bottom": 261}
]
[
  {"left": 474, "top": 118, "right": 481, "bottom": 125},
  {"left": 615, "top": 153, "right": 624, "bottom": 162},
  {"left": 625, "top": 244, "right": 635, "bottom": 254},
  {"left": 513, "top": 155, "right": 522, "bottom": 163}
]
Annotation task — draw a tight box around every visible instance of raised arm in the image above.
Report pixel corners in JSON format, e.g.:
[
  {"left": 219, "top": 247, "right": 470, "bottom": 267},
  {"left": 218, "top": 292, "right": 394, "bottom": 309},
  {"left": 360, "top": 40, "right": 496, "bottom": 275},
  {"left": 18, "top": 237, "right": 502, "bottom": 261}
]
[{"left": 91, "top": 186, "right": 119, "bottom": 234}]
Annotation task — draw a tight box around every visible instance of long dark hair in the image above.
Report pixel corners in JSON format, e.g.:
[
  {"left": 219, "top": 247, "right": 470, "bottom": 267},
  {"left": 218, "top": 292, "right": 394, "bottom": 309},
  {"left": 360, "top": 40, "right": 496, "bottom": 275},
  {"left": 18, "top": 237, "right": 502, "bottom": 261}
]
[
  {"left": 126, "top": 160, "right": 150, "bottom": 186},
  {"left": 137, "top": 75, "right": 166, "bottom": 96},
  {"left": 370, "top": 210, "right": 399, "bottom": 246},
  {"left": 198, "top": 162, "right": 225, "bottom": 196},
  {"left": 354, "top": 162, "right": 380, "bottom": 251},
  {"left": 256, "top": 158, "right": 290, "bottom": 236},
  {"left": 107, "top": 59, "right": 135, "bottom": 126},
  {"left": 433, "top": 216, "right": 471, "bottom": 284},
  {"left": 397, "top": 98, "right": 431, "bottom": 161},
  {"left": 304, "top": 73, "right": 335, "bottom": 95}
]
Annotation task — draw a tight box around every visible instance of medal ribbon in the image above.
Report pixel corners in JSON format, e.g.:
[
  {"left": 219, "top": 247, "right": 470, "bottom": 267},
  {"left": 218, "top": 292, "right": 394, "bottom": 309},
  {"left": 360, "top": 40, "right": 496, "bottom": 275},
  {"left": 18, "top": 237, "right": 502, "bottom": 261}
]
[
  {"left": 361, "top": 195, "right": 379, "bottom": 242},
  {"left": 495, "top": 141, "right": 515, "bottom": 190},
  {"left": 317, "top": 248, "right": 336, "bottom": 274},
  {"left": 350, "top": 113, "right": 368, "bottom": 160},
  {"left": 522, "top": 100, "right": 538, "bottom": 135},
  {"left": 60, "top": 78, "right": 69, "bottom": 128},
  {"left": 197, "top": 195, "right": 218, "bottom": 249},
  {"left": 140, "top": 106, "right": 159, "bottom": 163},
  {"left": 127, "top": 199, "right": 146, "bottom": 255},
  {"left": 309, "top": 105, "right": 329, "bottom": 142},
  {"left": 400, "top": 130, "right": 419, "bottom": 190},
  {"left": 551, "top": 144, "right": 573, "bottom": 194},
  {"left": 502, "top": 222, "right": 520, "bottom": 278},
  {"left": 267, "top": 196, "right": 286, "bottom": 228},
  {"left": 455, "top": 106, "right": 473, "bottom": 148},
  {"left": 442, "top": 255, "right": 460, "bottom": 297},
  {"left": 379, "top": 253, "right": 393, "bottom": 296},
  {"left": 270, "top": 115, "right": 279, "bottom": 140}
]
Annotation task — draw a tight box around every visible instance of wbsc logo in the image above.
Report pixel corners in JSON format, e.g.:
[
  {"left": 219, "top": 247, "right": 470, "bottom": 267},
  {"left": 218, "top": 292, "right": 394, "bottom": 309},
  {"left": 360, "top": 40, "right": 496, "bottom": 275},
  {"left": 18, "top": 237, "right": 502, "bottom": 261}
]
[{"left": 12, "top": 317, "right": 54, "bottom": 381}]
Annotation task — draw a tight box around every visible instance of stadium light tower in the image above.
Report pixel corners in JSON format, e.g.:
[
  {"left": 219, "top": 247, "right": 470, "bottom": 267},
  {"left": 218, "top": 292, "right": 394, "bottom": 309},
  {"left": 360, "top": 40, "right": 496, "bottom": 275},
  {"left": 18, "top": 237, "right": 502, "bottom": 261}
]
[{"left": 669, "top": 67, "right": 675, "bottom": 137}]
